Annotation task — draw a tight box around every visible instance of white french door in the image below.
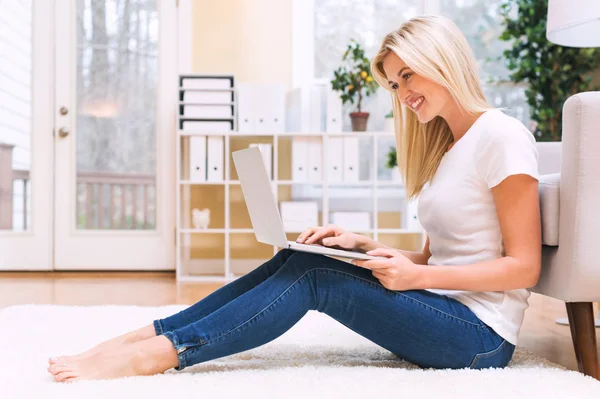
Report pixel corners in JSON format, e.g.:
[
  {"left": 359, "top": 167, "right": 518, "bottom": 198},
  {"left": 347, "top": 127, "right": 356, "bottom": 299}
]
[
  {"left": 0, "top": 0, "right": 53, "bottom": 269},
  {"left": 53, "top": 0, "right": 176, "bottom": 270},
  {"left": 0, "top": 0, "right": 177, "bottom": 271}
]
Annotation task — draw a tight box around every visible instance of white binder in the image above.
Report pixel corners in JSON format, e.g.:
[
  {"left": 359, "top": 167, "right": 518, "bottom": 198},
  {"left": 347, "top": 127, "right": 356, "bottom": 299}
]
[
  {"left": 249, "top": 143, "right": 273, "bottom": 179},
  {"left": 237, "top": 83, "right": 254, "bottom": 133},
  {"left": 206, "top": 136, "right": 224, "bottom": 181},
  {"left": 343, "top": 136, "right": 359, "bottom": 182},
  {"left": 310, "top": 86, "right": 323, "bottom": 132},
  {"left": 286, "top": 87, "right": 311, "bottom": 132},
  {"left": 260, "top": 84, "right": 285, "bottom": 133},
  {"left": 189, "top": 136, "right": 207, "bottom": 181},
  {"left": 307, "top": 138, "right": 322, "bottom": 182},
  {"left": 326, "top": 89, "right": 343, "bottom": 132},
  {"left": 291, "top": 137, "right": 309, "bottom": 181},
  {"left": 327, "top": 136, "right": 344, "bottom": 183}
]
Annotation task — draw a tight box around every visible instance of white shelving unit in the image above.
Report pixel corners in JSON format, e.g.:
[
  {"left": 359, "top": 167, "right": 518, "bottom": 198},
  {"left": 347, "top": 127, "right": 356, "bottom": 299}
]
[{"left": 177, "top": 76, "right": 425, "bottom": 283}]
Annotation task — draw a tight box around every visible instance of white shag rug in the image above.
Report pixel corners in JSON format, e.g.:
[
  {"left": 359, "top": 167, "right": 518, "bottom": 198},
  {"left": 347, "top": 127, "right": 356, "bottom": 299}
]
[{"left": 1, "top": 305, "right": 599, "bottom": 399}]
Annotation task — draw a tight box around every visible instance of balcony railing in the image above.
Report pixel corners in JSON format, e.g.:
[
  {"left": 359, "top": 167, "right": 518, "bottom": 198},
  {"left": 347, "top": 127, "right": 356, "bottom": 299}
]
[
  {"left": 2, "top": 169, "right": 156, "bottom": 230},
  {"left": 76, "top": 171, "right": 156, "bottom": 229}
]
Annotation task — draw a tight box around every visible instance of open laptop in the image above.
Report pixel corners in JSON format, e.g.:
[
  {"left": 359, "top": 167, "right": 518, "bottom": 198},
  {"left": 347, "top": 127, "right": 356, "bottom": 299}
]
[{"left": 232, "top": 146, "right": 379, "bottom": 261}]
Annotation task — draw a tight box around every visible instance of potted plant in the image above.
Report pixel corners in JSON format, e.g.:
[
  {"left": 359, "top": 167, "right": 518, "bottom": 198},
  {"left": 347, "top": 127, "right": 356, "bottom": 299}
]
[
  {"left": 330, "top": 39, "right": 378, "bottom": 131},
  {"left": 385, "top": 146, "right": 402, "bottom": 181}
]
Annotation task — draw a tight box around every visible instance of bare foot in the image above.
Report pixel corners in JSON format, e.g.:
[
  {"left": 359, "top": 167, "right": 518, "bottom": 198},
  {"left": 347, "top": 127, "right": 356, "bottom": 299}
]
[
  {"left": 47, "top": 335, "right": 179, "bottom": 383},
  {"left": 48, "top": 324, "right": 157, "bottom": 366}
]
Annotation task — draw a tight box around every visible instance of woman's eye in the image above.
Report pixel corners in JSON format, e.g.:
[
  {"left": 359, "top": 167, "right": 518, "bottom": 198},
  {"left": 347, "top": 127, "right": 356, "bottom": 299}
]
[
  {"left": 391, "top": 83, "right": 399, "bottom": 90},
  {"left": 402, "top": 73, "right": 412, "bottom": 80}
]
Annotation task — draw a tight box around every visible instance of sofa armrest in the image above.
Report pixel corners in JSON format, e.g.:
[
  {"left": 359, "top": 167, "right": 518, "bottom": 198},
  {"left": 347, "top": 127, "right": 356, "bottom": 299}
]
[
  {"left": 539, "top": 173, "right": 560, "bottom": 246},
  {"left": 532, "top": 92, "right": 600, "bottom": 302}
]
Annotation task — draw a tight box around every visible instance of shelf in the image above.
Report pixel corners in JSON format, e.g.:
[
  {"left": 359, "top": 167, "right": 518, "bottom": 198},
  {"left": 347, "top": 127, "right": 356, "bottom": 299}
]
[
  {"left": 180, "top": 180, "right": 228, "bottom": 185},
  {"left": 176, "top": 74, "right": 424, "bottom": 282},
  {"left": 180, "top": 180, "right": 403, "bottom": 186},
  {"left": 178, "top": 130, "right": 395, "bottom": 137},
  {"left": 178, "top": 228, "right": 419, "bottom": 234},
  {"left": 179, "top": 228, "right": 227, "bottom": 233}
]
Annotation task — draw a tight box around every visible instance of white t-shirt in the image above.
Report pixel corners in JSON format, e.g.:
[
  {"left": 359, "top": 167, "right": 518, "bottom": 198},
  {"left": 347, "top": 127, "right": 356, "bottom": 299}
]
[{"left": 417, "top": 108, "right": 539, "bottom": 345}]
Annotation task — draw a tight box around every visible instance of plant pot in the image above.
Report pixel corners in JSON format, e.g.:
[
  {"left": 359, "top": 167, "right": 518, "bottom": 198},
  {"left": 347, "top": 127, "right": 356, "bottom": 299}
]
[{"left": 350, "top": 112, "right": 369, "bottom": 132}]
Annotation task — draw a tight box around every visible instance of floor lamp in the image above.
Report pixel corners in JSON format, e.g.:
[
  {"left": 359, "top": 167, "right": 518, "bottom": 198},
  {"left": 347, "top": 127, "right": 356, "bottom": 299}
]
[{"left": 546, "top": 0, "right": 600, "bottom": 327}]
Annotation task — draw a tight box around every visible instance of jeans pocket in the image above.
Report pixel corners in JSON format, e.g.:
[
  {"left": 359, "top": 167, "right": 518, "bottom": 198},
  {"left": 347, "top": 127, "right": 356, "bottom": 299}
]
[{"left": 469, "top": 339, "right": 515, "bottom": 369}]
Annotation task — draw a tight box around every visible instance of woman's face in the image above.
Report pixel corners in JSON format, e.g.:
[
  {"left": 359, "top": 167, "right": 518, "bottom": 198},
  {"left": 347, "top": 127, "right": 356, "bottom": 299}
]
[{"left": 382, "top": 52, "right": 451, "bottom": 124}]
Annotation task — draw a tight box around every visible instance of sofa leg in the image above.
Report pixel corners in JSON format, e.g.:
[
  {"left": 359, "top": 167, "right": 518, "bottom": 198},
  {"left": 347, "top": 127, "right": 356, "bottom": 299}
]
[{"left": 566, "top": 302, "right": 600, "bottom": 379}]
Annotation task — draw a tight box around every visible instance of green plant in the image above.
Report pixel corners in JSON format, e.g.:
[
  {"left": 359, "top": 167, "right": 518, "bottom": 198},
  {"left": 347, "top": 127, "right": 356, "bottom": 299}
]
[
  {"left": 330, "top": 39, "right": 378, "bottom": 113},
  {"left": 385, "top": 110, "right": 393, "bottom": 118},
  {"left": 498, "top": 0, "right": 600, "bottom": 141},
  {"left": 385, "top": 146, "right": 397, "bottom": 169}
]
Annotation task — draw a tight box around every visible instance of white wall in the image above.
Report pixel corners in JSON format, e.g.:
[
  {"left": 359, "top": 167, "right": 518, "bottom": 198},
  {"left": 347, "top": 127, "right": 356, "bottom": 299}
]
[{"left": 191, "top": 0, "right": 293, "bottom": 89}]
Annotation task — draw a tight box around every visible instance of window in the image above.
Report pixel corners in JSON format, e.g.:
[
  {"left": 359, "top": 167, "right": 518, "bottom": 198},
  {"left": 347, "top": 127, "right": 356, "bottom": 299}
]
[
  {"left": 300, "top": 0, "right": 530, "bottom": 132},
  {"left": 293, "top": 0, "right": 530, "bottom": 183}
]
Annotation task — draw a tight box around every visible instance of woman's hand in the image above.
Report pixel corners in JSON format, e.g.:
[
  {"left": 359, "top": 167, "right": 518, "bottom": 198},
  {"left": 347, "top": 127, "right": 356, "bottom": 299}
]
[
  {"left": 352, "top": 248, "right": 424, "bottom": 291},
  {"left": 296, "top": 224, "right": 364, "bottom": 251}
]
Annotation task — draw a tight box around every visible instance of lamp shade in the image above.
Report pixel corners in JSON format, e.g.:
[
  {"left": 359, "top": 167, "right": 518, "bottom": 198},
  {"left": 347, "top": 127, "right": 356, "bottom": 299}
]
[{"left": 547, "top": 0, "right": 600, "bottom": 47}]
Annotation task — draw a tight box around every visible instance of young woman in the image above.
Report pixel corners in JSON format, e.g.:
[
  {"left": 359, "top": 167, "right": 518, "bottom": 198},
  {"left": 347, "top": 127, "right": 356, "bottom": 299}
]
[{"left": 48, "top": 15, "right": 540, "bottom": 382}]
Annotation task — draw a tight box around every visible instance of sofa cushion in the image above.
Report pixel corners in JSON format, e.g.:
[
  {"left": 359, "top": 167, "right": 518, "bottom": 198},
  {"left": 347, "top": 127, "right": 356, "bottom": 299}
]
[{"left": 539, "top": 173, "right": 560, "bottom": 246}]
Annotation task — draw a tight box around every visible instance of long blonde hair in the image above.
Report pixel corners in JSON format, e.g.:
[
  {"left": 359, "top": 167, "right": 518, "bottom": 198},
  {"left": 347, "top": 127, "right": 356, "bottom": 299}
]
[{"left": 371, "top": 15, "right": 493, "bottom": 200}]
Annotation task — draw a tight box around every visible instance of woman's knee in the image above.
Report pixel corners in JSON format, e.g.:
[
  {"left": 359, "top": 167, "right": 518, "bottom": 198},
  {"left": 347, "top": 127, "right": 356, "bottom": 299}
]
[{"left": 279, "top": 250, "right": 346, "bottom": 273}]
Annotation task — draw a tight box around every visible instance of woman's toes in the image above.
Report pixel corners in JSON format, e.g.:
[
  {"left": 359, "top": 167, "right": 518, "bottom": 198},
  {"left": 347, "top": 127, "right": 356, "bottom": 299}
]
[
  {"left": 55, "top": 371, "right": 77, "bottom": 383},
  {"left": 48, "top": 363, "right": 73, "bottom": 376},
  {"left": 48, "top": 356, "right": 64, "bottom": 365}
]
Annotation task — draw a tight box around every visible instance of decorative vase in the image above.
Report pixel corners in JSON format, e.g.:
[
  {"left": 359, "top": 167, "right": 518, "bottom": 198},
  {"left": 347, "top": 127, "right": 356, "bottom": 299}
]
[
  {"left": 192, "top": 208, "right": 211, "bottom": 229},
  {"left": 350, "top": 112, "right": 369, "bottom": 131}
]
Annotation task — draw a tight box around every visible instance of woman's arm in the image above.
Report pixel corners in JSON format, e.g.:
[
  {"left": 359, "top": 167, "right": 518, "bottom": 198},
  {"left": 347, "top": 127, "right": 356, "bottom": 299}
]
[
  {"left": 357, "top": 234, "right": 431, "bottom": 266},
  {"left": 419, "top": 174, "right": 541, "bottom": 291}
]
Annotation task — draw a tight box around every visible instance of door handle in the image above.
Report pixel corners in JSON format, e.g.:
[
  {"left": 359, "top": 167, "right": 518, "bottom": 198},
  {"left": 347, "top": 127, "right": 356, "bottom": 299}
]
[{"left": 58, "top": 127, "right": 69, "bottom": 138}]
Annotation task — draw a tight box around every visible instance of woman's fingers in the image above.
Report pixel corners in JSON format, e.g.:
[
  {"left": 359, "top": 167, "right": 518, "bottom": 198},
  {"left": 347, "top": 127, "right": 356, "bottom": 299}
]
[
  {"left": 304, "top": 227, "right": 334, "bottom": 244},
  {"left": 366, "top": 247, "right": 399, "bottom": 258},
  {"left": 296, "top": 227, "right": 321, "bottom": 243}
]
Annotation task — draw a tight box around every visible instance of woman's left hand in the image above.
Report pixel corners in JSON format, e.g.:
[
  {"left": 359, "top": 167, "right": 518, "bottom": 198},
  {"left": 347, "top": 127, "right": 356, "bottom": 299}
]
[{"left": 352, "top": 248, "right": 424, "bottom": 291}]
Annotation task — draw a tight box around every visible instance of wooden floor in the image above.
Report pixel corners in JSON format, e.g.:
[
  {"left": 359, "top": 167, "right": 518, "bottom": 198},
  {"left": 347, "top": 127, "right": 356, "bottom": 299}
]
[{"left": 0, "top": 271, "right": 598, "bottom": 372}]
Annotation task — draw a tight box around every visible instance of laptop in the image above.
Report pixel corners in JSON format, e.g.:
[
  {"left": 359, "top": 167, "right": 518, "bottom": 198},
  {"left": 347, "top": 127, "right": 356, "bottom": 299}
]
[{"left": 232, "top": 146, "right": 379, "bottom": 262}]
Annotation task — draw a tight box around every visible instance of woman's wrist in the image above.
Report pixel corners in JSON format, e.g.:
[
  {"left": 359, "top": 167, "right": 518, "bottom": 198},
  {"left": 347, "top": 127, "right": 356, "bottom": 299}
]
[{"left": 355, "top": 235, "right": 385, "bottom": 252}]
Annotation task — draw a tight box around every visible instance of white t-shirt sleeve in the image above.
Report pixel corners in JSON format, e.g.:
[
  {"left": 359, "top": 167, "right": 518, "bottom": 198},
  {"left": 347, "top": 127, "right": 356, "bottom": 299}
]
[{"left": 477, "top": 125, "right": 540, "bottom": 189}]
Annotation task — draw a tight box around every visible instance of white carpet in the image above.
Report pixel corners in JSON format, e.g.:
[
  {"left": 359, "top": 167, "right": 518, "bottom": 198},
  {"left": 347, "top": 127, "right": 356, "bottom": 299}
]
[{"left": 1, "top": 305, "right": 599, "bottom": 399}]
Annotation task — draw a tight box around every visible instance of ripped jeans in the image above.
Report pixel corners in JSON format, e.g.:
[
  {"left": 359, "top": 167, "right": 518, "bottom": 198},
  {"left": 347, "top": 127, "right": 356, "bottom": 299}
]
[{"left": 153, "top": 249, "right": 515, "bottom": 371}]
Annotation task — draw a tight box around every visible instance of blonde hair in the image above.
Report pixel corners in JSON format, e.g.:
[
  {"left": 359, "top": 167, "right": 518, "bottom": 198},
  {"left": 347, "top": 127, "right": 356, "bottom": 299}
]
[{"left": 371, "top": 15, "right": 494, "bottom": 200}]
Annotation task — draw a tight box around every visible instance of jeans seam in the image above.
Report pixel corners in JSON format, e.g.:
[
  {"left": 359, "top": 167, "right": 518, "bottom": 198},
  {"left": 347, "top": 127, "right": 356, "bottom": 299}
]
[
  {"left": 153, "top": 319, "right": 164, "bottom": 335},
  {"left": 318, "top": 268, "right": 484, "bottom": 328},
  {"left": 469, "top": 339, "right": 507, "bottom": 369},
  {"left": 201, "top": 267, "right": 316, "bottom": 346}
]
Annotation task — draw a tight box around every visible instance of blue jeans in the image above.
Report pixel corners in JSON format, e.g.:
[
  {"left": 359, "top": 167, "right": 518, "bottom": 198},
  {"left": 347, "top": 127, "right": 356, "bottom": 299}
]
[{"left": 153, "top": 249, "right": 515, "bottom": 371}]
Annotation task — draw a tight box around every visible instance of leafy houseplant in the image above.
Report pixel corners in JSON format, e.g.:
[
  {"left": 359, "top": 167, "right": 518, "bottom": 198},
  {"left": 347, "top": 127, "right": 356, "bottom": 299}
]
[
  {"left": 331, "top": 39, "right": 379, "bottom": 131},
  {"left": 498, "top": 0, "right": 600, "bottom": 141},
  {"left": 385, "top": 146, "right": 397, "bottom": 169}
]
